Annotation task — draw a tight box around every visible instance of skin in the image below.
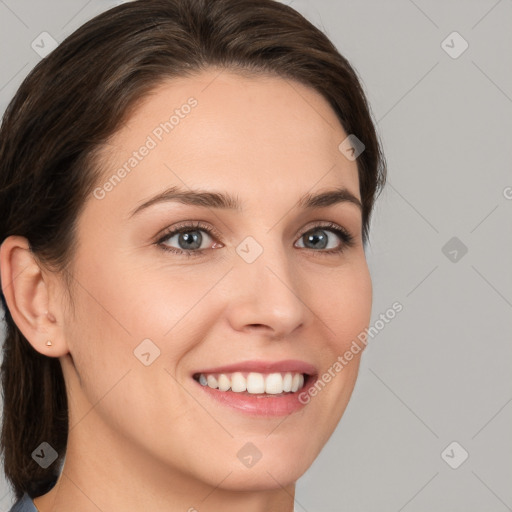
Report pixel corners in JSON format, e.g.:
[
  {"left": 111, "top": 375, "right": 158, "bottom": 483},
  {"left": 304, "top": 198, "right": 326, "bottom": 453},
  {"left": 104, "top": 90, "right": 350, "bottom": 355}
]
[{"left": 1, "top": 68, "right": 372, "bottom": 512}]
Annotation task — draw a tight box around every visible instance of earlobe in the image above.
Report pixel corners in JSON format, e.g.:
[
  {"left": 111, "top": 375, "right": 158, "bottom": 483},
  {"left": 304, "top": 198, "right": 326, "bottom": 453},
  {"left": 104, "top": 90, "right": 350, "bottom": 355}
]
[{"left": 0, "top": 235, "right": 68, "bottom": 357}]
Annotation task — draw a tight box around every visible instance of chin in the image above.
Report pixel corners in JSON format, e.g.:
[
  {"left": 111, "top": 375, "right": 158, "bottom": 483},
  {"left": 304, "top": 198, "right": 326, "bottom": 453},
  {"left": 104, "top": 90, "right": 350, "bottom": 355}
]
[
  {"left": 212, "top": 464, "right": 306, "bottom": 492},
  {"left": 207, "top": 443, "right": 315, "bottom": 491}
]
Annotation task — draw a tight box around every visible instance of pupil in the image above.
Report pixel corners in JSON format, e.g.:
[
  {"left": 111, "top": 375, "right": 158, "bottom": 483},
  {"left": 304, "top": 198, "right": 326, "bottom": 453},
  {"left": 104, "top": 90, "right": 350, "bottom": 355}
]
[
  {"left": 180, "top": 231, "right": 202, "bottom": 250},
  {"left": 305, "top": 229, "right": 327, "bottom": 249}
]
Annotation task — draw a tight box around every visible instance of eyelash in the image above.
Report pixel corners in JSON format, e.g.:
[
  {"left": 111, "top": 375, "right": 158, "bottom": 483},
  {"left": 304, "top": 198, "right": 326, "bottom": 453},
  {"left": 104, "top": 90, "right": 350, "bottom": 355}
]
[{"left": 155, "top": 220, "right": 355, "bottom": 257}]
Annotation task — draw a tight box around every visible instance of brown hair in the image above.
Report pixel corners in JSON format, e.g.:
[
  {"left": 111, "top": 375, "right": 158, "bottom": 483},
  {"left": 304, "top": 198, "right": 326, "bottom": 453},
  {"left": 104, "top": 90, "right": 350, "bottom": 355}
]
[{"left": 0, "top": 0, "right": 386, "bottom": 501}]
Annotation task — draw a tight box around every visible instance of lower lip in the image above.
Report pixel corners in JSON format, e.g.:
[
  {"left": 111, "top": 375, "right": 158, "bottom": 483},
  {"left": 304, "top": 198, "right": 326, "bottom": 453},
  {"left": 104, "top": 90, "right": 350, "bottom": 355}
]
[{"left": 193, "top": 375, "right": 317, "bottom": 417}]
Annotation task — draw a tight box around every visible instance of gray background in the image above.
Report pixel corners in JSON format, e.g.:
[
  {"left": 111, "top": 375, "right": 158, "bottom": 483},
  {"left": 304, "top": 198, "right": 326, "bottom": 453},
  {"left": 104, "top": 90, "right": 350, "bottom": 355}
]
[{"left": 0, "top": 0, "right": 511, "bottom": 510}]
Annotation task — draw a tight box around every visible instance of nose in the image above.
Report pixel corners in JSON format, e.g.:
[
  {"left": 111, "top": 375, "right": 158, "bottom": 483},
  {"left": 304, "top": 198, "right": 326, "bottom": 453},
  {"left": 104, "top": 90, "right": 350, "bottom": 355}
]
[{"left": 224, "top": 242, "right": 307, "bottom": 338}]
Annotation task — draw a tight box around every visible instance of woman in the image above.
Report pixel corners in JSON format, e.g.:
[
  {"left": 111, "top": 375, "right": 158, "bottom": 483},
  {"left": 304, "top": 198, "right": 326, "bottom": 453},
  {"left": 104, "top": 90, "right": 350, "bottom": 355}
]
[{"left": 0, "top": 0, "right": 386, "bottom": 510}]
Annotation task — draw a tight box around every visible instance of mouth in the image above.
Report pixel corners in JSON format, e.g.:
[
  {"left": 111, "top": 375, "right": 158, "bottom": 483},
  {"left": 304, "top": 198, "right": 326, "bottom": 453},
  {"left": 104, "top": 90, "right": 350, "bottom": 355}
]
[
  {"left": 192, "top": 371, "right": 314, "bottom": 396},
  {"left": 190, "top": 360, "right": 318, "bottom": 417}
]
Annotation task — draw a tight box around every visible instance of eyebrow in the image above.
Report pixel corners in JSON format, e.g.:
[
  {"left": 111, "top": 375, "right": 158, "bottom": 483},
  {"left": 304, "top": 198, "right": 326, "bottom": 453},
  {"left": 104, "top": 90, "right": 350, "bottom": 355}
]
[{"left": 129, "top": 185, "right": 362, "bottom": 217}]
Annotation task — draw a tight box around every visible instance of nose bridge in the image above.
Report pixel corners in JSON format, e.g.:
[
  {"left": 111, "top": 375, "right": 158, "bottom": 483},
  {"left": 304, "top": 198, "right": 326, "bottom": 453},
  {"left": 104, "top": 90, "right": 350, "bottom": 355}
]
[{"left": 227, "top": 232, "right": 307, "bottom": 335}]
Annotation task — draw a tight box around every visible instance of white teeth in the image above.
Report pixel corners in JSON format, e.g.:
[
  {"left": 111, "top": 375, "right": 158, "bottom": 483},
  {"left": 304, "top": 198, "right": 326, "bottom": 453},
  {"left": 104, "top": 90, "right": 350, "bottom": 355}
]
[
  {"left": 197, "top": 371, "right": 307, "bottom": 394},
  {"left": 247, "top": 372, "right": 265, "bottom": 394},
  {"left": 291, "top": 373, "right": 303, "bottom": 392},
  {"left": 283, "top": 372, "right": 293, "bottom": 392},
  {"left": 231, "top": 372, "right": 247, "bottom": 392},
  {"left": 265, "top": 373, "right": 284, "bottom": 394},
  {"left": 217, "top": 374, "right": 231, "bottom": 391},
  {"left": 206, "top": 375, "right": 218, "bottom": 389}
]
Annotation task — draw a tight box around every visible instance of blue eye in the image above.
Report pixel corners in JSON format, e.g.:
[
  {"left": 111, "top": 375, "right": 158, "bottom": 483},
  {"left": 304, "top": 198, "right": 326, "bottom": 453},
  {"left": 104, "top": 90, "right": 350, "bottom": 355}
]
[
  {"left": 295, "top": 223, "right": 354, "bottom": 253},
  {"left": 156, "top": 220, "right": 355, "bottom": 257},
  {"left": 156, "top": 221, "right": 220, "bottom": 257}
]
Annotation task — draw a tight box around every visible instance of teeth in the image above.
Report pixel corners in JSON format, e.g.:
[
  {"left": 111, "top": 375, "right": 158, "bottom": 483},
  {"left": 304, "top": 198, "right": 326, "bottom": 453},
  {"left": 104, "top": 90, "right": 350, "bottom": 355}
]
[
  {"left": 206, "top": 375, "right": 218, "bottom": 388},
  {"left": 247, "top": 372, "right": 265, "bottom": 393},
  {"left": 217, "top": 374, "right": 231, "bottom": 391},
  {"left": 265, "top": 373, "right": 283, "bottom": 394},
  {"left": 283, "top": 372, "right": 293, "bottom": 392},
  {"left": 196, "top": 371, "right": 306, "bottom": 394},
  {"left": 291, "top": 373, "right": 301, "bottom": 392},
  {"left": 231, "top": 372, "right": 247, "bottom": 392}
]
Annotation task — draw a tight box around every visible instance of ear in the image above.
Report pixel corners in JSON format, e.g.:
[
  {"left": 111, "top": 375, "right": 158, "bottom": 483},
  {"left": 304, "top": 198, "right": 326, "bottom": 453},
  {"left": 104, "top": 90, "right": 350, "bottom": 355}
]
[{"left": 0, "top": 235, "right": 69, "bottom": 357}]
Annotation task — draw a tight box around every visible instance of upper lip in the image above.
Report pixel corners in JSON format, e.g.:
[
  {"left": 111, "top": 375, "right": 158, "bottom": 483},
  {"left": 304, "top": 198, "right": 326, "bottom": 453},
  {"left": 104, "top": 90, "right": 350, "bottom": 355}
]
[{"left": 193, "top": 359, "right": 317, "bottom": 376}]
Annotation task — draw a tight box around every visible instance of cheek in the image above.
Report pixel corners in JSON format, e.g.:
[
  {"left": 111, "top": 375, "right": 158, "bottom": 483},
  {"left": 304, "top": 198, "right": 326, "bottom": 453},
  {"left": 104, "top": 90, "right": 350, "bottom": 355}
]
[
  {"left": 65, "top": 252, "right": 229, "bottom": 397},
  {"left": 310, "top": 257, "right": 373, "bottom": 351},
  {"left": 72, "top": 247, "right": 205, "bottom": 338}
]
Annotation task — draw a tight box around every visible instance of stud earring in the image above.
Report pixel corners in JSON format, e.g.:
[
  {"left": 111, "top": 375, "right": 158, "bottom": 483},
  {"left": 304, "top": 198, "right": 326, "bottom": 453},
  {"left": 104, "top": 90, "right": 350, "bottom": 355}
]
[{"left": 45, "top": 340, "right": 53, "bottom": 347}]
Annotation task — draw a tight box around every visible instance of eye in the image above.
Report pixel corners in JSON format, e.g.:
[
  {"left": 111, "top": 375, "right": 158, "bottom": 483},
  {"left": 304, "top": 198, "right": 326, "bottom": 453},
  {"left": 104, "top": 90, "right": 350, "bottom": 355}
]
[
  {"left": 156, "top": 221, "right": 221, "bottom": 257},
  {"left": 295, "top": 222, "right": 355, "bottom": 254},
  {"left": 155, "top": 220, "right": 355, "bottom": 257}
]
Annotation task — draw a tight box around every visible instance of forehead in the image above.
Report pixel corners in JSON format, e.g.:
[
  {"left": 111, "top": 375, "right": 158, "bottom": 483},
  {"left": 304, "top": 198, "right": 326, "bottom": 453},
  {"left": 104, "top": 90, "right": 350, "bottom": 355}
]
[{"left": 91, "top": 68, "right": 360, "bottom": 215}]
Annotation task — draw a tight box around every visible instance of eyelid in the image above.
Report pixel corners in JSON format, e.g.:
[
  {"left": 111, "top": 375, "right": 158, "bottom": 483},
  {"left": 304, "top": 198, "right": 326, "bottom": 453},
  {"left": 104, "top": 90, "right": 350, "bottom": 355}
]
[
  {"left": 298, "top": 220, "right": 346, "bottom": 237},
  {"left": 155, "top": 220, "right": 221, "bottom": 243}
]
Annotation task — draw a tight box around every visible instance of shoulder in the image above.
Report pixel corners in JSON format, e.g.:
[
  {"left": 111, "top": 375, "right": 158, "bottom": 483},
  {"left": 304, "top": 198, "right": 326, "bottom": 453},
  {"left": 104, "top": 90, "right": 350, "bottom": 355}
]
[{"left": 7, "top": 493, "right": 37, "bottom": 512}]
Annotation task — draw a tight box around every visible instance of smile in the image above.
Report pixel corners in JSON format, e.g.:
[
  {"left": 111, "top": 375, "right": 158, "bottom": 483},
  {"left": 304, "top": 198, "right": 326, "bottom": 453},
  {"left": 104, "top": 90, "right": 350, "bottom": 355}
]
[
  {"left": 193, "top": 371, "right": 307, "bottom": 395},
  {"left": 191, "top": 360, "right": 318, "bottom": 417}
]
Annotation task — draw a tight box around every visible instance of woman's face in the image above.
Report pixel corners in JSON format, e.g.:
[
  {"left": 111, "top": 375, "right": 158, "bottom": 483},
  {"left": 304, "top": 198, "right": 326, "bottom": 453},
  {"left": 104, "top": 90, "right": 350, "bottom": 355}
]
[{"left": 58, "top": 69, "right": 372, "bottom": 491}]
